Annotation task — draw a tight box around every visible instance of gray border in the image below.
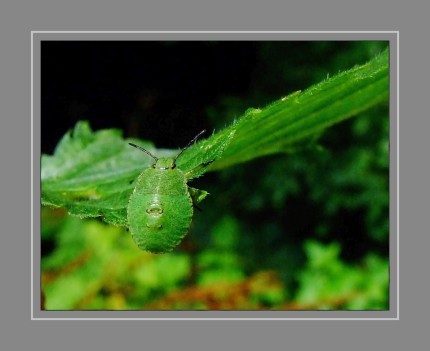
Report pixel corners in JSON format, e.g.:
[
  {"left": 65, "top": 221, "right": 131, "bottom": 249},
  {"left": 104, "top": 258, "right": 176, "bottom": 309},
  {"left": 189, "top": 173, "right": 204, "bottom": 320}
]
[{"left": 33, "top": 31, "right": 397, "bottom": 320}]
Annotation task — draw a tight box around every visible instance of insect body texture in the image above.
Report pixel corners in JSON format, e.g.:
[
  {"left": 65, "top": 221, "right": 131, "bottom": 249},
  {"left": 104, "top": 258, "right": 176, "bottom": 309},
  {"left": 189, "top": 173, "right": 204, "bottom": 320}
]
[
  {"left": 128, "top": 167, "right": 193, "bottom": 253},
  {"left": 127, "top": 130, "right": 212, "bottom": 254}
]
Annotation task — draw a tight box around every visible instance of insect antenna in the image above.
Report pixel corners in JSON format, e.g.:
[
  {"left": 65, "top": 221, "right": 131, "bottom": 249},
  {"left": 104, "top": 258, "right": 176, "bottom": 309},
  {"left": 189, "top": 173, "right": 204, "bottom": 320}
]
[
  {"left": 173, "top": 130, "right": 206, "bottom": 164},
  {"left": 128, "top": 143, "right": 159, "bottom": 161}
]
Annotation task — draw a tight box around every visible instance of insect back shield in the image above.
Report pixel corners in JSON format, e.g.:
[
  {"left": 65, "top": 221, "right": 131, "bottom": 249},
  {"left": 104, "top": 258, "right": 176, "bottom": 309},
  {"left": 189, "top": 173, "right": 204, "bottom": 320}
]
[
  {"left": 127, "top": 167, "right": 194, "bottom": 253},
  {"left": 127, "top": 130, "right": 211, "bottom": 253}
]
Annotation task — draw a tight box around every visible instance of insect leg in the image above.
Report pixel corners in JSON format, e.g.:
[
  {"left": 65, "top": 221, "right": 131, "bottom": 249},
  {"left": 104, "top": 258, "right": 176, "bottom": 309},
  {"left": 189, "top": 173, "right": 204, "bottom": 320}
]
[
  {"left": 193, "top": 204, "right": 203, "bottom": 212},
  {"left": 184, "top": 159, "right": 215, "bottom": 180},
  {"left": 188, "top": 186, "right": 209, "bottom": 205}
]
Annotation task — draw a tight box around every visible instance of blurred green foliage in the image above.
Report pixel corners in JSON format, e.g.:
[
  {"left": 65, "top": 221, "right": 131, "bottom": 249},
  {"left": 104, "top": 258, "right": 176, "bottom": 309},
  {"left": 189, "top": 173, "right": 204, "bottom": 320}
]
[
  {"left": 296, "top": 241, "right": 388, "bottom": 309},
  {"left": 41, "top": 41, "right": 390, "bottom": 310}
]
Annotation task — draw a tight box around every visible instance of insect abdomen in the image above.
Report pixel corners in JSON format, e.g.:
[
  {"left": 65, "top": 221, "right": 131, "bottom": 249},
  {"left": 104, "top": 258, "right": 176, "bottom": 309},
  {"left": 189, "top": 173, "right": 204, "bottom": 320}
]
[{"left": 127, "top": 168, "right": 193, "bottom": 253}]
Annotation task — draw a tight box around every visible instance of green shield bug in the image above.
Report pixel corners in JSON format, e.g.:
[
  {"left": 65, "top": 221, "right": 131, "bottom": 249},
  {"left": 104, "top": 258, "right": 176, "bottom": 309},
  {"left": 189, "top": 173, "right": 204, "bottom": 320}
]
[{"left": 127, "top": 130, "right": 214, "bottom": 254}]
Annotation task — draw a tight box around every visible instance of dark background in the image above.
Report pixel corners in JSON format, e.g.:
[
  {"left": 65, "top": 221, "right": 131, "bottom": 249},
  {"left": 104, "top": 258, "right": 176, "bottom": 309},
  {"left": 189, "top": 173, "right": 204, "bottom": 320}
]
[
  {"left": 42, "top": 41, "right": 258, "bottom": 152},
  {"left": 41, "top": 41, "right": 381, "bottom": 152}
]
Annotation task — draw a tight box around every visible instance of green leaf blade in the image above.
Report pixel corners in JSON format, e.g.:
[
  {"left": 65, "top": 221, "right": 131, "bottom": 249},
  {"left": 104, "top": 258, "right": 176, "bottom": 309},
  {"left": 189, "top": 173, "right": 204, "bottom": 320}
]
[
  {"left": 41, "top": 121, "right": 235, "bottom": 226},
  {"left": 42, "top": 121, "right": 158, "bottom": 226},
  {"left": 209, "top": 49, "right": 389, "bottom": 170}
]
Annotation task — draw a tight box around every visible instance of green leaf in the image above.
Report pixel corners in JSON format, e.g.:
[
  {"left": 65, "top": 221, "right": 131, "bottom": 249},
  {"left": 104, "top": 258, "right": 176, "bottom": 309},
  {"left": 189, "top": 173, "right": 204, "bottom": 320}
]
[
  {"left": 210, "top": 49, "right": 389, "bottom": 170},
  {"left": 41, "top": 121, "right": 234, "bottom": 226},
  {"left": 175, "top": 128, "right": 236, "bottom": 179},
  {"left": 295, "top": 240, "right": 389, "bottom": 309},
  {"left": 41, "top": 49, "right": 388, "bottom": 227}
]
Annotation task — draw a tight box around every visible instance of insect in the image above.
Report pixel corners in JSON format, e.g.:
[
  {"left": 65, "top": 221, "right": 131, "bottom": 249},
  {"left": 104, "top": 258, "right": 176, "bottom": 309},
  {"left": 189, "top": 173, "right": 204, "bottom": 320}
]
[{"left": 127, "top": 130, "right": 214, "bottom": 254}]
